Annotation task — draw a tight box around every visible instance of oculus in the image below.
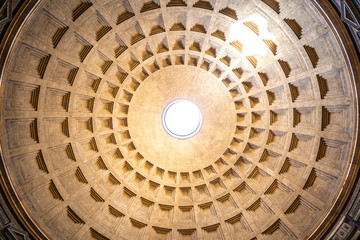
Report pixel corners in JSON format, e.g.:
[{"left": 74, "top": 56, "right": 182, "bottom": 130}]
[{"left": 162, "top": 100, "right": 202, "bottom": 139}]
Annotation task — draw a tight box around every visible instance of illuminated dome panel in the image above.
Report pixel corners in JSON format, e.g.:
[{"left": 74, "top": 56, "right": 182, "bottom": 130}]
[{"left": 127, "top": 66, "right": 236, "bottom": 172}]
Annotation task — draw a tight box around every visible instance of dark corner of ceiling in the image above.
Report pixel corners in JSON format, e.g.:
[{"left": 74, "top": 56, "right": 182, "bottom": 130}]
[
  {"left": 0, "top": 181, "right": 34, "bottom": 240},
  {"left": 0, "top": 0, "right": 26, "bottom": 40}
]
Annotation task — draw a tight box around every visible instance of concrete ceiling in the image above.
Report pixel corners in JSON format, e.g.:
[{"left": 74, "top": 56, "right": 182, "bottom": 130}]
[{"left": 0, "top": 0, "right": 359, "bottom": 239}]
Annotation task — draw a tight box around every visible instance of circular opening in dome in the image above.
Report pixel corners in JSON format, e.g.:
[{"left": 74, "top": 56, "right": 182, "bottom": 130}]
[{"left": 162, "top": 100, "right": 202, "bottom": 139}]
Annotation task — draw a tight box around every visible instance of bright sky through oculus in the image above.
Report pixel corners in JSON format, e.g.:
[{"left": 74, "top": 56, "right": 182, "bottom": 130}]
[{"left": 162, "top": 100, "right": 202, "bottom": 139}]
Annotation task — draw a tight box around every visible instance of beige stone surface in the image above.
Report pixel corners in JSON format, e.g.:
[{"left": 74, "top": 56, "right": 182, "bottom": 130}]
[
  {"left": 129, "top": 66, "right": 236, "bottom": 171},
  {"left": 0, "top": 0, "right": 358, "bottom": 239}
]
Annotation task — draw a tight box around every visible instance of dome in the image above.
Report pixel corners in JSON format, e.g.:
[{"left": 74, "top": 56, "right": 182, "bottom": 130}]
[{"left": 0, "top": 0, "right": 359, "bottom": 239}]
